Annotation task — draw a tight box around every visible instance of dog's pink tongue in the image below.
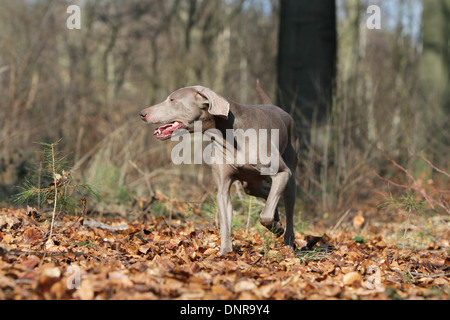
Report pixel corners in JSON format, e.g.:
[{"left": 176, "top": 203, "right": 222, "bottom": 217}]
[
  {"left": 153, "top": 124, "right": 170, "bottom": 136},
  {"left": 153, "top": 122, "right": 182, "bottom": 137}
]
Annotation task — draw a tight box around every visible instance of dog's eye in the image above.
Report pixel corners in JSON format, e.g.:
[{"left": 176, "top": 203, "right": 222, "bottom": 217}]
[{"left": 169, "top": 98, "right": 175, "bottom": 102}]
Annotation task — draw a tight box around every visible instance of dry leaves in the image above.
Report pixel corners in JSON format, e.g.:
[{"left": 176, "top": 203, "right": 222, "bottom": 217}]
[{"left": 0, "top": 207, "right": 448, "bottom": 300}]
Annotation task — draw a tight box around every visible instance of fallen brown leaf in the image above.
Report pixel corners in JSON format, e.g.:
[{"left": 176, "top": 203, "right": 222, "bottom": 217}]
[
  {"left": 353, "top": 215, "right": 365, "bottom": 229},
  {"left": 343, "top": 271, "right": 362, "bottom": 286}
]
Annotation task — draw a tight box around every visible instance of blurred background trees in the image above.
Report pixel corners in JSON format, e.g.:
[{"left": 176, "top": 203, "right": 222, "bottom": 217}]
[
  {"left": 0, "top": 0, "right": 448, "bottom": 218},
  {"left": 420, "top": 0, "right": 450, "bottom": 112}
]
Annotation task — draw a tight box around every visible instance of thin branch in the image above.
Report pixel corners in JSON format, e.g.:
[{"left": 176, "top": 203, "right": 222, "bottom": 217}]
[
  {"left": 408, "top": 154, "right": 450, "bottom": 179},
  {"left": 409, "top": 272, "right": 450, "bottom": 279},
  {"left": 46, "top": 143, "right": 58, "bottom": 248},
  {"left": 330, "top": 209, "right": 351, "bottom": 234},
  {"left": 373, "top": 171, "right": 415, "bottom": 190}
]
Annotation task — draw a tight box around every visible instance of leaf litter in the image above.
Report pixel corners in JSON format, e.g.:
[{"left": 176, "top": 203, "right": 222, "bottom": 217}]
[{"left": 0, "top": 204, "right": 448, "bottom": 300}]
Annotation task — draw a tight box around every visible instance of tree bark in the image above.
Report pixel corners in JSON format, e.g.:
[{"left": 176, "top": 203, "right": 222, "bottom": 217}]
[{"left": 276, "top": 0, "right": 336, "bottom": 125}]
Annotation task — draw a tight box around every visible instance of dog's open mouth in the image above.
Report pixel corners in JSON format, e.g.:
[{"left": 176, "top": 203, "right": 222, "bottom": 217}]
[{"left": 153, "top": 121, "right": 185, "bottom": 140}]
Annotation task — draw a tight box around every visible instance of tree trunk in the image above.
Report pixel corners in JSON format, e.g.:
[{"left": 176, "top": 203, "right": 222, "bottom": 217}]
[{"left": 276, "top": 0, "right": 336, "bottom": 126}]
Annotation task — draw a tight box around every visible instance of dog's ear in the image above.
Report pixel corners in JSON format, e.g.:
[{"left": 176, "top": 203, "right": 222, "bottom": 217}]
[{"left": 194, "top": 86, "right": 229, "bottom": 119}]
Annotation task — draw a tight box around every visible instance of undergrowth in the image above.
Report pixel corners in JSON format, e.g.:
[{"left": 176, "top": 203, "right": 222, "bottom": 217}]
[{"left": 12, "top": 140, "right": 99, "bottom": 246}]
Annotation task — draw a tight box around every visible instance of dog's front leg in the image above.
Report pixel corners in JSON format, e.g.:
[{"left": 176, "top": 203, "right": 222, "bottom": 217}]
[
  {"left": 259, "top": 169, "right": 291, "bottom": 235},
  {"left": 212, "top": 165, "right": 234, "bottom": 255}
]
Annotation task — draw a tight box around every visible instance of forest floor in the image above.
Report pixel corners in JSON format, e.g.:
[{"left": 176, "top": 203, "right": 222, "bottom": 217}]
[{"left": 0, "top": 187, "right": 448, "bottom": 301}]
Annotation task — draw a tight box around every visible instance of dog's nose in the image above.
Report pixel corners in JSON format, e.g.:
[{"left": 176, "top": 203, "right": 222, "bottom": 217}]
[{"left": 140, "top": 111, "right": 147, "bottom": 119}]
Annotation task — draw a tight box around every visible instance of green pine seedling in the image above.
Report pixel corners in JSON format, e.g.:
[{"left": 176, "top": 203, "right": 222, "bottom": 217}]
[{"left": 13, "top": 139, "right": 99, "bottom": 247}]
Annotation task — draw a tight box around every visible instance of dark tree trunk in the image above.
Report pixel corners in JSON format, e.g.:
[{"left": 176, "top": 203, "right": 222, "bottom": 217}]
[{"left": 276, "top": 0, "right": 336, "bottom": 127}]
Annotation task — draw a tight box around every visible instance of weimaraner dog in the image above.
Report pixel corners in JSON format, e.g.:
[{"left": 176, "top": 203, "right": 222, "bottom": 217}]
[{"left": 140, "top": 84, "right": 299, "bottom": 254}]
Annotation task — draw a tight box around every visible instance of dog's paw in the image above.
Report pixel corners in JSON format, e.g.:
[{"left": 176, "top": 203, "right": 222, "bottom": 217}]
[{"left": 260, "top": 218, "right": 284, "bottom": 237}]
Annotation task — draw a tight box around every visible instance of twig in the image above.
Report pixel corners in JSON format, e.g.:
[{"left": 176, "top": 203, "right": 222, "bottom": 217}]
[
  {"left": 408, "top": 154, "right": 450, "bottom": 179},
  {"left": 37, "top": 162, "right": 42, "bottom": 210},
  {"left": 330, "top": 209, "right": 351, "bottom": 234},
  {"left": 409, "top": 272, "right": 450, "bottom": 279},
  {"left": 46, "top": 143, "right": 58, "bottom": 248},
  {"left": 373, "top": 171, "right": 415, "bottom": 190},
  {"left": 66, "top": 198, "right": 87, "bottom": 241}
]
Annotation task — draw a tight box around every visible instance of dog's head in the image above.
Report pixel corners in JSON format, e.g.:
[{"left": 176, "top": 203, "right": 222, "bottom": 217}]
[{"left": 140, "top": 86, "right": 229, "bottom": 140}]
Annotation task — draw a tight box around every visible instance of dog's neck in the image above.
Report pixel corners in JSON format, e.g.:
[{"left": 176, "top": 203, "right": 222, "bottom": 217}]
[{"left": 213, "top": 100, "right": 246, "bottom": 134}]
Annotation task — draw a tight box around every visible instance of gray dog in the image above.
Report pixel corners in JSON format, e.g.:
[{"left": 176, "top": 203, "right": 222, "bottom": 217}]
[{"left": 140, "top": 84, "right": 299, "bottom": 254}]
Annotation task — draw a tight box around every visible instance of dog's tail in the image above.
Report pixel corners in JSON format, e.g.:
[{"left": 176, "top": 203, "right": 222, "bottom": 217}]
[{"left": 256, "top": 79, "right": 274, "bottom": 106}]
